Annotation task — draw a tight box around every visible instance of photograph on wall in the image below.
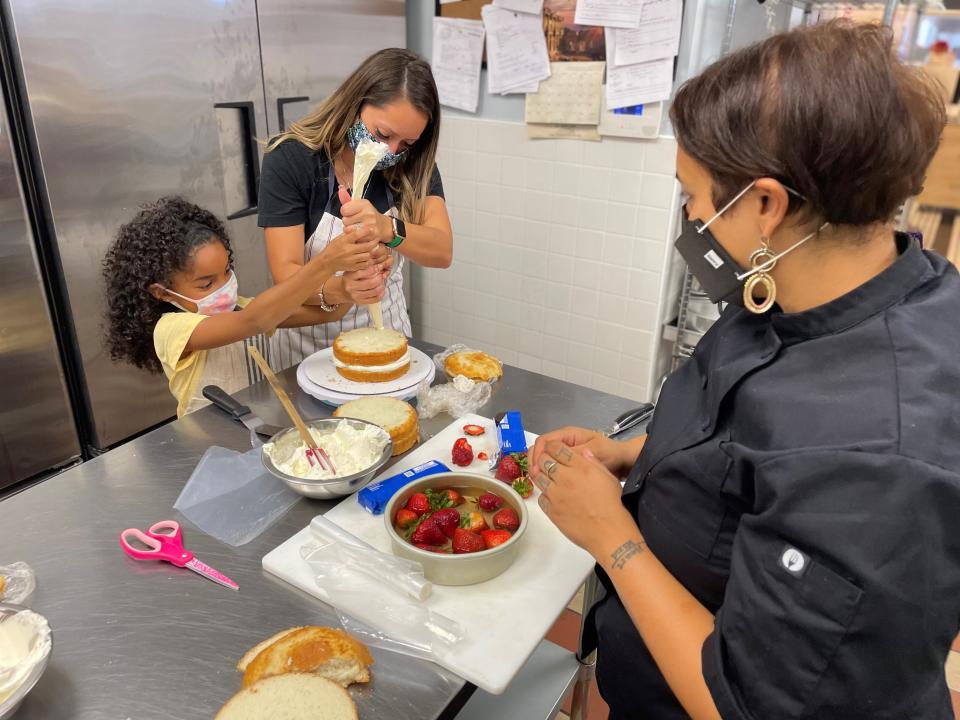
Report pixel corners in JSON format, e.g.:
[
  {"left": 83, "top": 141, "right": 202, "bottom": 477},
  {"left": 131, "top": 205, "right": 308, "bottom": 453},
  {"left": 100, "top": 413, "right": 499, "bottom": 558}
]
[{"left": 543, "top": 0, "right": 606, "bottom": 61}]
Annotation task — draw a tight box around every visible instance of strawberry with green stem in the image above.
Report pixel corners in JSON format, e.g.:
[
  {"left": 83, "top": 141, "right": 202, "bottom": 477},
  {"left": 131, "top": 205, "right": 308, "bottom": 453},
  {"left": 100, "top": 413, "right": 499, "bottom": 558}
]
[{"left": 495, "top": 452, "right": 528, "bottom": 483}]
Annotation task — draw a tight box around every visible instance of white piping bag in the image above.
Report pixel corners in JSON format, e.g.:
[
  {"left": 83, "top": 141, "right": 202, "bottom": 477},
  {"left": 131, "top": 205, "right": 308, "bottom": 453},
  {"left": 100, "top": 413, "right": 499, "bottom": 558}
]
[{"left": 352, "top": 138, "right": 389, "bottom": 330}]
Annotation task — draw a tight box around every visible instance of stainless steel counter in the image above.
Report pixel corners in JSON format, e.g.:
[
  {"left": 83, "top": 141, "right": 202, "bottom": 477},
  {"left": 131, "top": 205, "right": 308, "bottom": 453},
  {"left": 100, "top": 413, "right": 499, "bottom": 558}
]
[{"left": 0, "top": 340, "right": 645, "bottom": 720}]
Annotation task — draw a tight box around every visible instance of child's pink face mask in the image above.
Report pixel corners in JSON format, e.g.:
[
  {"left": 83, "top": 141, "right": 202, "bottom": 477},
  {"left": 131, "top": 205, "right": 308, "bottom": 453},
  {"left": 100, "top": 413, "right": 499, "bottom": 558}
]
[{"left": 162, "top": 272, "right": 238, "bottom": 315}]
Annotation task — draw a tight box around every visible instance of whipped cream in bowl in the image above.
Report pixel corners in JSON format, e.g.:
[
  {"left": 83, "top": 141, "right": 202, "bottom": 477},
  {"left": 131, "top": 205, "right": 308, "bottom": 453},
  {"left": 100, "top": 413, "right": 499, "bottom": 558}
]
[
  {"left": 0, "top": 604, "right": 52, "bottom": 718},
  {"left": 261, "top": 418, "right": 393, "bottom": 499}
]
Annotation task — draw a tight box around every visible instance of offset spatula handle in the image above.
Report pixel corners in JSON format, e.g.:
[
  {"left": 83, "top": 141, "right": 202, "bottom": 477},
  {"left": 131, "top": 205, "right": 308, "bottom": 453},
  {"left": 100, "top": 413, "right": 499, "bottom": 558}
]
[{"left": 202, "top": 385, "right": 251, "bottom": 420}]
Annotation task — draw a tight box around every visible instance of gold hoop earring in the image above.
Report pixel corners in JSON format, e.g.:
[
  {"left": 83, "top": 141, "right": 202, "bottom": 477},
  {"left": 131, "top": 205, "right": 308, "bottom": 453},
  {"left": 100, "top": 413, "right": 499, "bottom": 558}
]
[{"left": 743, "top": 236, "right": 777, "bottom": 314}]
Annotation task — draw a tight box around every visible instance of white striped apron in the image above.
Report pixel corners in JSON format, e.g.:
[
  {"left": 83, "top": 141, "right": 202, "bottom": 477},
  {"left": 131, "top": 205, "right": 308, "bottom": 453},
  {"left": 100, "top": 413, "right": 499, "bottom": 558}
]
[{"left": 271, "top": 164, "right": 411, "bottom": 370}]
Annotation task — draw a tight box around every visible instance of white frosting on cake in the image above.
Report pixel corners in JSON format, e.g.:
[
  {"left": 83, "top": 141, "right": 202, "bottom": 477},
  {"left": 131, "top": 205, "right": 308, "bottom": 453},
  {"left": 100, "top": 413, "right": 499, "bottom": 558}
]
[{"left": 333, "top": 350, "right": 410, "bottom": 373}]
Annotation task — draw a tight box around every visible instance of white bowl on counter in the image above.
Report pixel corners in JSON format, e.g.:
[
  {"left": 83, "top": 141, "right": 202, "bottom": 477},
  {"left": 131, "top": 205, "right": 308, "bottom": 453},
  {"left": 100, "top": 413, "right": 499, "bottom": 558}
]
[{"left": 0, "top": 603, "right": 52, "bottom": 720}]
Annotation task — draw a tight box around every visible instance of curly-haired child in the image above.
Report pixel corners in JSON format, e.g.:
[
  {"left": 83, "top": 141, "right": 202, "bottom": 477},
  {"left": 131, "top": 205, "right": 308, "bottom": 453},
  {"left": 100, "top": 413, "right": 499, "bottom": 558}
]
[{"left": 103, "top": 196, "right": 387, "bottom": 416}]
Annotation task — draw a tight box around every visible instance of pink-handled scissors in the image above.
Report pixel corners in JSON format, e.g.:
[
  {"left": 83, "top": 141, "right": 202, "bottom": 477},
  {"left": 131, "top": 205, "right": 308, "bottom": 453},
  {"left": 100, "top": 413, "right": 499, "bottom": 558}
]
[{"left": 119, "top": 520, "right": 238, "bottom": 591}]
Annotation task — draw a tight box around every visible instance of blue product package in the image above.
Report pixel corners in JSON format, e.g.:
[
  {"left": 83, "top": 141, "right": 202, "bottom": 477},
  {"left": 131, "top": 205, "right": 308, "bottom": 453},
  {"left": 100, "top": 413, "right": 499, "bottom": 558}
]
[
  {"left": 496, "top": 411, "right": 528, "bottom": 457},
  {"left": 357, "top": 460, "right": 451, "bottom": 515}
]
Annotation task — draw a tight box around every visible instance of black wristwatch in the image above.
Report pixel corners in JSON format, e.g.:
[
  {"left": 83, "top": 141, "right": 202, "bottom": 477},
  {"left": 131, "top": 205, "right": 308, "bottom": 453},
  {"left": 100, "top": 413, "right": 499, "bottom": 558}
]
[{"left": 386, "top": 217, "right": 406, "bottom": 248}]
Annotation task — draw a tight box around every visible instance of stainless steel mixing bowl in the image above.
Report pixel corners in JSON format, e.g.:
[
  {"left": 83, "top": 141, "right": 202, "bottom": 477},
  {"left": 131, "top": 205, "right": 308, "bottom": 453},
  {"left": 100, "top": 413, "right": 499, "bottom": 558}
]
[{"left": 261, "top": 418, "right": 392, "bottom": 499}]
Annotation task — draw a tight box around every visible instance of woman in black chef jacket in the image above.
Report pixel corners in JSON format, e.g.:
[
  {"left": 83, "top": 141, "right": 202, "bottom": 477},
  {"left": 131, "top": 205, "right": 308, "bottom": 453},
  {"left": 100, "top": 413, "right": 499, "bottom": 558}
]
[
  {"left": 258, "top": 48, "right": 452, "bottom": 369},
  {"left": 531, "top": 21, "right": 960, "bottom": 720}
]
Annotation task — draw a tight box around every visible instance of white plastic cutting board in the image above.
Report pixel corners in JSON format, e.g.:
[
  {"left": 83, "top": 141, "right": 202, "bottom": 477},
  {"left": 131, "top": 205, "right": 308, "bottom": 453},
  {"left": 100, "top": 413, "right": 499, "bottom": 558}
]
[{"left": 262, "top": 414, "right": 595, "bottom": 695}]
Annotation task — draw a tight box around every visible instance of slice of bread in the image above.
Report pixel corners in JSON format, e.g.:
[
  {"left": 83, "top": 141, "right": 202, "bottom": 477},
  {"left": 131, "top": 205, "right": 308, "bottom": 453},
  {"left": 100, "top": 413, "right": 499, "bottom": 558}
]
[
  {"left": 216, "top": 674, "right": 358, "bottom": 720},
  {"left": 236, "top": 627, "right": 303, "bottom": 672},
  {"left": 333, "top": 397, "right": 418, "bottom": 457},
  {"left": 242, "top": 626, "right": 374, "bottom": 689},
  {"left": 445, "top": 351, "right": 503, "bottom": 382},
  {"left": 333, "top": 327, "right": 408, "bottom": 366}
]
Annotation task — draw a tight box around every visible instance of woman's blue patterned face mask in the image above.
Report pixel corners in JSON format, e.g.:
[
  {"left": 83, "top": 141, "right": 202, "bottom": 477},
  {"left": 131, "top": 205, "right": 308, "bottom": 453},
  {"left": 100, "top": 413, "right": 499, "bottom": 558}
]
[{"left": 347, "top": 120, "right": 408, "bottom": 169}]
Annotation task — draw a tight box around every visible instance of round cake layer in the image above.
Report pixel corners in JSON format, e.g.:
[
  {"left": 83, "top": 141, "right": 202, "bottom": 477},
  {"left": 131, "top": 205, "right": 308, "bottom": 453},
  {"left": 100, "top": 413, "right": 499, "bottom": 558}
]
[
  {"left": 333, "top": 328, "right": 408, "bottom": 367},
  {"left": 444, "top": 351, "right": 503, "bottom": 382},
  {"left": 333, "top": 397, "right": 418, "bottom": 453},
  {"left": 390, "top": 423, "right": 420, "bottom": 456},
  {"left": 335, "top": 361, "right": 410, "bottom": 384}
]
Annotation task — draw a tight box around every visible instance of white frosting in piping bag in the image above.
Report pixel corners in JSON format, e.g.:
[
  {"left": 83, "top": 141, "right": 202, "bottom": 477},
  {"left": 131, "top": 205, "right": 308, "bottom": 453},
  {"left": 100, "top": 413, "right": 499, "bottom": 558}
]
[
  {"left": 352, "top": 138, "right": 390, "bottom": 330},
  {"left": 352, "top": 137, "right": 388, "bottom": 200}
]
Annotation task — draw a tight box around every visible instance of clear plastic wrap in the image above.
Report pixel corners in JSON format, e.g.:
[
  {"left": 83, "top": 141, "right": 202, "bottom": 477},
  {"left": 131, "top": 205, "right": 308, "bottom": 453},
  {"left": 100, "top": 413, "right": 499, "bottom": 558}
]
[
  {"left": 306, "top": 516, "right": 432, "bottom": 601},
  {"left": 173, "top": 445, "right": 301, "bottom": 546},
  {"left": 416, "top": 374, "right": 492, "bottom": 419},
  {"left": 300, "top": 523, "right": 463, "bottom": 663},
  {"left": 0, "top": 561, "right": 35, "bottom": 606}
]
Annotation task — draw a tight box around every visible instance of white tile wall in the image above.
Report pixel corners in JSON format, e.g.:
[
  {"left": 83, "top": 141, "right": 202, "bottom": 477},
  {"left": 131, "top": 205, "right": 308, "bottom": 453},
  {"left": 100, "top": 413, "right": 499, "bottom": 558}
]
[{"left": 409, "top": 117, "right": 678, "bottom": 403}]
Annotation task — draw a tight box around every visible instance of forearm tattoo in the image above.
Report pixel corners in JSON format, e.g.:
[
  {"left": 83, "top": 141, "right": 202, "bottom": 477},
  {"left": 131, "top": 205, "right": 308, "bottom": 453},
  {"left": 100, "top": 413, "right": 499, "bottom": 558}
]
[{"left": 610, "top": 539, "right": 646, "bottom": 570}]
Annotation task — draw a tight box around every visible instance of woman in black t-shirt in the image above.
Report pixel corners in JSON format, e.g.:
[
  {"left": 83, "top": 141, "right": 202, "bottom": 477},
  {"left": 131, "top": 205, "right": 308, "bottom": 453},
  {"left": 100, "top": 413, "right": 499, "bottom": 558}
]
[{"left": 258, "top": 48, "right": 451, "bottom": 367}]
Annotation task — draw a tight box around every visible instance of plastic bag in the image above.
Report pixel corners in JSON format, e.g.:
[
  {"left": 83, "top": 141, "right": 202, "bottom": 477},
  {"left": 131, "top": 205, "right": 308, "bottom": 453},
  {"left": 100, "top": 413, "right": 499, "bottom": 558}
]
[
  {"left": 173, "top": 445, "right": 301, "bottom": 546},
  {"left": 306, "top": 516, "right": 432, "bottom": 601},
  {"left": 300, "top": 530, "right": 463, "bottom": 663},
  {"left": 0, "top": 561, "right": 36, "bottom": 605},
  {"left": 416, "top": 374, "right": 492, "bottom": 419}
]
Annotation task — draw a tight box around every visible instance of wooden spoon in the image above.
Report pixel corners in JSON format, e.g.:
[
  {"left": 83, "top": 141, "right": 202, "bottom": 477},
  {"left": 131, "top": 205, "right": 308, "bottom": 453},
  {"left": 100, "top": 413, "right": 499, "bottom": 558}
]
[{"left": 246, "top": 346, "right": 335, "bottom": 472}]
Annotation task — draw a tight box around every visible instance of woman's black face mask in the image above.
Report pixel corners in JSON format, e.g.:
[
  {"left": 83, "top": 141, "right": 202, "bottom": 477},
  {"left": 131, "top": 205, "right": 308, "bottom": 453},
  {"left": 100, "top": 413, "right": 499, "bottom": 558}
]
[
  {"left": 673, "top": 181, "right": 810, "bottom": 306},
  {"left": 674, "top": 207, "right": 747, "bottom": 306}
]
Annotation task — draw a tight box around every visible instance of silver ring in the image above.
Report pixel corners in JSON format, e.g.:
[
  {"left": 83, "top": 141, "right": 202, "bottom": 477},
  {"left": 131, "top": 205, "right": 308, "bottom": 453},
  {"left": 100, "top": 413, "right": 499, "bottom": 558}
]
[{"left": 543, "top": 459, "right": 558, "bottom": 476}]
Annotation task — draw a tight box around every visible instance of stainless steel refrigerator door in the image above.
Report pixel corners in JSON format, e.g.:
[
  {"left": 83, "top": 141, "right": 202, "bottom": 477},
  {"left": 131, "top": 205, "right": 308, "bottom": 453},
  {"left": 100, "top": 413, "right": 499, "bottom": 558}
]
[
  {"left": 257, "top": 0, "right": 406, "bottom": 134},
  {"left": 4, "top": 0, "right": 270, "bottom": 450},
  {"left": 0, "top": 87, "right": 81, "bottom": 488}
]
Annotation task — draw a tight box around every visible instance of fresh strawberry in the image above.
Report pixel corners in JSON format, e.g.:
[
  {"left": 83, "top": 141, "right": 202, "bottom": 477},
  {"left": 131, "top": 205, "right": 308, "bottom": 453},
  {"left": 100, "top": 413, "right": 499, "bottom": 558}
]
[
  {"left": 495, "top": 452, "right": 528, "bottom": 482},
  {"left": 405, "top": 492, "right": 431, "bottom": 516},
  {"left": 443, "top": 488, "right": 463, "bottom": 506},
  {"left": 477, "top": 451, "right": 489, "bottom": 461},
  {"left": 463, "top": 424, "right": 486, "bottom": 436},
  {"left": 478, "top": 492, "right": 503, "bottom": 512},
  {"left": 425, "top": 487, "right": 455, "bottom": 511},
  {"left": 460, "top": 511, "right": 489, "bottom": 533},
  {"left": 431, "top": 508, "right": 461, "bottom": 538},
  {"left": 451, "top": 437, "right": 474, "bottom": 467},
  {"left": 480, "top": 529, "right": 513, "bottom": 549},
  {"left": 512, "top": 476, "right": 533, "bottom": 499},
  {"left": 410, "top": 517, "right": 446, "bottom": 546},
  {"left": 415, "top": 543, "right": 451, "bottom": 554},
  {"left": 395, "top": 508, "right": 419, "bottom": 529},
  {"left": 492, "top": 507, "right": 520, "bottom": 531},
  {"left": 452, "top": 528, "right": 485, "bottom": 554}
]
